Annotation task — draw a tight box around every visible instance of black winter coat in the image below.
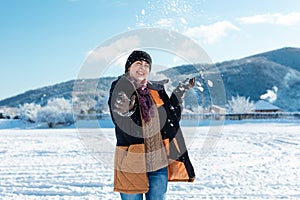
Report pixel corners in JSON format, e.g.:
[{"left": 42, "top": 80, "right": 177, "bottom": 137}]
[{"left": 108, "top": 75, "right": 195, "bottom": 181}]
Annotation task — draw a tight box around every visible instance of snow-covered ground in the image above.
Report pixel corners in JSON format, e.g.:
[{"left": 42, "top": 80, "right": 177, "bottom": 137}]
[{"left": 0, "top": 119, "right": 299, "bottom": 199}]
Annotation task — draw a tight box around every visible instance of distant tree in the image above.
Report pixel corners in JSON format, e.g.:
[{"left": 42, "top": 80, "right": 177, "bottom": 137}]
[
  {"left": 72, "top": 95, "right": 97, "bottom": 115},
  {"left": 18, "top": 103, "right": 41, "bottom": 122},
  {"left": 227, "top": 95, "right": 255, "bottom": 113},
  {"left": 94, "top": 95, "right": 109, "bottom": 114},
  {"left": 0, "top": 106, "right": 18, "bottom": 119},
  {"left": 37, "top": 98, "right": 75, "bottom": 127}
]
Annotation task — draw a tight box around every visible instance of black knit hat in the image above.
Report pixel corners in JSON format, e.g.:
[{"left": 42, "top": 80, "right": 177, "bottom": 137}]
[{"left": 125, "top": 50, "right": 152, "bottom": 73}]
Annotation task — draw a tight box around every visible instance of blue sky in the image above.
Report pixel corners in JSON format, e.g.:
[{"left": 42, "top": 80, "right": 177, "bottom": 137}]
[{"left": 1, "top": 0, "right": 300, "bottom": 101}]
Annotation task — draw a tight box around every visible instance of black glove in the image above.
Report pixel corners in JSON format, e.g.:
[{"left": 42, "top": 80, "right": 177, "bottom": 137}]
[
  {"left": 174, "top": 77, "right": 196, "bottom": 97},
  {"left": 113, "top": 92, "right": 136, "bottom": 116}
]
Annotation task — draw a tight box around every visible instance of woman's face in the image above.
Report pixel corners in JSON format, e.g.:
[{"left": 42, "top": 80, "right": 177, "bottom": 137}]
[{"left": 128, "top": 60, "right": 150, "bottom": 82}]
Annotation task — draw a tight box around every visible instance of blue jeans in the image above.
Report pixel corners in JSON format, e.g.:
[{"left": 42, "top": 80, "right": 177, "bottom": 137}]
[{"left": 120, "top": 167, "right": 168, "bottom": 200}]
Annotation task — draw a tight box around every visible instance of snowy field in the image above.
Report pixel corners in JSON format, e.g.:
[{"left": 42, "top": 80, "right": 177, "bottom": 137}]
[{"left": 0, "top": 119, "right": 300, "bottom": 199}]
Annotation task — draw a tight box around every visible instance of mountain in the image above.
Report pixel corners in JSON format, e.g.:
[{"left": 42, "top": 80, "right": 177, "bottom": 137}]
[
  {"left": 0, "top": 77, "right": 115, "bottom": 108},
  {"left": 0, "top": 80, "right": 75, "bottom": 107},
  {"left": 247, "top": 47, "right": 300, "bottom": 72},
  {"left": 0, "top": 47, "right": 299, "bottom": 112},
  {"left": 216, "top": 47, "right": 300, "bottom": 111}
]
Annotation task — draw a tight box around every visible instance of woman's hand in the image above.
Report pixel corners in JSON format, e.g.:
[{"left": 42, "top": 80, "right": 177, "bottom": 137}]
[
  {"left": 175, "top": 77, "right": 196, "bottom": 96},
  {"left": 182, "top": 77, "right": 196, "bottom": 90},
  {"left": 113, "top": 92, "right": 136, "bottom": 116}
]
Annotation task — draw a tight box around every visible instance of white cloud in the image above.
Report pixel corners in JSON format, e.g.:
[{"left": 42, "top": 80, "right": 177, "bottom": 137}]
[
  {"left": 86, "top": 35, "right": 140, "bottom": 64},
  {"left": 184, "top": 21, "right": 240, "bottom": 44},
  {"left": 78, "top": 35, "right": 141, "bottom": 78},
  {"left": 113, "top": 54, "right": 128, "bottom": 68},
  {"left": 237, "top": 12, "right": 300, "bottom": 26}
]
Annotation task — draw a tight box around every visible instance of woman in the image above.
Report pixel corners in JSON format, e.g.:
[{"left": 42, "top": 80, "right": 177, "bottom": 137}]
[{"left": 108, "top": 50, "right": 195, "bottom": 200}]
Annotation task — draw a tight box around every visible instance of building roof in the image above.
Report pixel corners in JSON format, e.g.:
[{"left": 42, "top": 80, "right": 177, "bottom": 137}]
[{"left": 254, "top": 100, "right": 282, "bottom": 111}]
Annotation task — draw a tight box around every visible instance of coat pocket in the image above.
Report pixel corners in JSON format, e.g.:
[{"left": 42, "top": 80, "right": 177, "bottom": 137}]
[{"left": 114, "top": 144, "right": 148, "bottom": 194}]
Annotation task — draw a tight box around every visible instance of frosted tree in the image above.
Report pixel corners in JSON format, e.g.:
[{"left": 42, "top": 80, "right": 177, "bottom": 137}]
[
  {"left": 72, "top": 95, "right": 97, "bottom": 115},
  {"left": 18, "top": 103, "right": 41, "bottom": 122},
  {"left": 94, "top": 95, "right": 109, "bottom": 114},
  {"left": 0, "top": 106, "right": 18, "bottom": 119},
  {"left": 37, "top": 98, "right": 74, "bottom": 127},
  {"left": 227, "top": 95, "right": 255, "bottom": 113}
]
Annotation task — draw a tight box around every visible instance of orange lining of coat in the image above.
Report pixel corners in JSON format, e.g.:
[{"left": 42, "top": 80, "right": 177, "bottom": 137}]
[{"left": 149, "top": 89, "right": 164, "bottom": 108}]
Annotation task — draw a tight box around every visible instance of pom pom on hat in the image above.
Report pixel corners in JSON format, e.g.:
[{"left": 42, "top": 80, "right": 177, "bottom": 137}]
[{"left": 125, "top": 50, "right": 152, "bottom": 73}]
